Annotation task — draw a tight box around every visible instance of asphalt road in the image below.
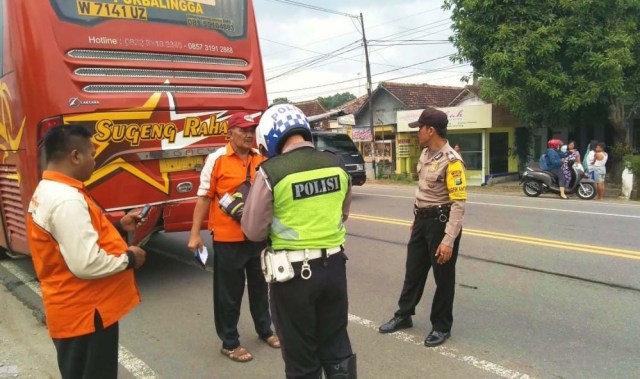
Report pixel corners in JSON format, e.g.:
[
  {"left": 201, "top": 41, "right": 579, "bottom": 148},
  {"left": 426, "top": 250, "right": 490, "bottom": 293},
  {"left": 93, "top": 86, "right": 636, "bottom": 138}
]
[{"left": 1, "top": 185, "right": 639, "bottom": 378}]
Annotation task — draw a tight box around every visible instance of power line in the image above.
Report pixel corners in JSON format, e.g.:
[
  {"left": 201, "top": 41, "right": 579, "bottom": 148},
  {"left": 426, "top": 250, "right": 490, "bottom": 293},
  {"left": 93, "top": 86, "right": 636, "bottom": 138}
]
[
  {"left": 263, "top": 0, "right": 357, "bottom": 18},
  {"left": 369, "top": 39, "right": 451, "bottom": 43},
  {"left": 260, "top": 6, "right": 443, "bottom": 58},
  {"left": 266, "top": 45, "right": 363, "bottom": 82},
  {"left": 262, "top": 20, "right": 452, "bottom": 77},
  {"left": 273, "top": 62, "right": 470, "bottom": 101},
  {"left": 263, "top": 39, "right": 361, "bottom": 72},
  {"left": 369, "top": 42, "right": 451, "bottom": 46},
  {"left": 269, "top": 55, "right": 454, "bottom": 94}
]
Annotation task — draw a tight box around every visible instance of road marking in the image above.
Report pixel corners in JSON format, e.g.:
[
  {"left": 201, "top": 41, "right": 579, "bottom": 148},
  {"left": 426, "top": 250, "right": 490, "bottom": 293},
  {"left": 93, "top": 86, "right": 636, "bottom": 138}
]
[
  {"left": 466, "top": 201, "right": 640, "bottom": 219},
  {"left": 0, "top": 261, "right": 160, "bottom": 379},
  {"left": 352, "top": 192, "right": 640, "bottom": 219},
  {"left": 348, "top": 314, "right": 533, "bottom": 379},
  {"left": 131, "top": 249, "right": 535, "bottom": 378},
  {"left": 350, "top": 214, "right": 640, "bottom": 260}
]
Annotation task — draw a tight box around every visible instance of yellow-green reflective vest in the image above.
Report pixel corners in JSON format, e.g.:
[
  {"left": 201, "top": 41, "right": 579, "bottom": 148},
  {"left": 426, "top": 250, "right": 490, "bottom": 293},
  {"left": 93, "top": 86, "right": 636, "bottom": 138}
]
[{"left": 260, "top": 147, "right": 349, "bottom": 250}]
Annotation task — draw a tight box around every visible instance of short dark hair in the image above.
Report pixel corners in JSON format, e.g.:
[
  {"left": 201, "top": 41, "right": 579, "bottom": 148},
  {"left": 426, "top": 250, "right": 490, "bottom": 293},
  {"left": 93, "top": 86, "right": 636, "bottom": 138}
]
[
  {"left": 434, "top": 126, "right": 447, "bottom": 138},
  {"left": 596, "top": 142, "right": 606, "bottom": 149},
  {"left": 44, "top": 125, "right": 93, "bottom": 163}
]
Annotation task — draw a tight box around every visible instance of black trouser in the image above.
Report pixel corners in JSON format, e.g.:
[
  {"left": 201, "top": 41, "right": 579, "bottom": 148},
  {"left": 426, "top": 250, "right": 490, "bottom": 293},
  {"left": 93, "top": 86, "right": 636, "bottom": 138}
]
[
  {"left": 213, "top": 240, "right": 273, "bottom": 350},
  {"left": 270, "top": 252, "right": 353, "bottom": 379},
  {"left": 52, "top": 310, "right": 119, "bottom": 379},
  {"left": 395, "top": 214, "right": 461, "bottom": 332}
]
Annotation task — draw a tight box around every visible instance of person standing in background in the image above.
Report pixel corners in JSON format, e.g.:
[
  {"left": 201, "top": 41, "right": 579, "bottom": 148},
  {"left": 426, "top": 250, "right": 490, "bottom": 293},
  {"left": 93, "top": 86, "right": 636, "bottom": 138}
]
[
  {"left": 378, "top": 107, "right": 466, "bottom": 348},
  {"left": 187, "top": 112, "right": 279, "bottom": 363},
  {"left": 560, "top": 141, "right": 581, "bottom": 194},
  {"left": 584, "top": 139, "right": 598, "bottom": 176},
  {"left": 592, "top": 142, "right": 608, "bottom": 200}
]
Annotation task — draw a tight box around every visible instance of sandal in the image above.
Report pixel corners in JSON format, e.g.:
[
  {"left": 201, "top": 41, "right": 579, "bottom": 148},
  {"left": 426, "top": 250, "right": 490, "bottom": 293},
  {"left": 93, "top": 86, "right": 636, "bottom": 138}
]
[
  {"left": 263, "top": 335, "right": 281, "bottom": 349},
  {"left": 220, "top": 346, "right": 253, "bottom": 363}
]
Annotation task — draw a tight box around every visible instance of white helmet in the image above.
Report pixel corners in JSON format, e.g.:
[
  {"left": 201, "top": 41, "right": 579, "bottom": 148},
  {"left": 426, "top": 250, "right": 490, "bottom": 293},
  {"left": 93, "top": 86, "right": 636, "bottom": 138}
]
[{"left": 256, "top": 104, "right": 312, "bottom": 157}]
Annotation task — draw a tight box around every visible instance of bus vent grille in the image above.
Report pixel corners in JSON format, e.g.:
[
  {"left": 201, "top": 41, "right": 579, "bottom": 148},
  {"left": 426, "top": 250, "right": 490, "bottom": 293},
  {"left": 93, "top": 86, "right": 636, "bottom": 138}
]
[
  {"left": 0, "top": 165, "right": 26, "bottom": 243},
  {"left": 75, "top": 68, "right": 246, "bottom": 81},
  {"left": 68, "top": 49, "right": 248, "bottom": 67},
  {"left": 83, "top": 84, "right": 245, "bottom": 95}
]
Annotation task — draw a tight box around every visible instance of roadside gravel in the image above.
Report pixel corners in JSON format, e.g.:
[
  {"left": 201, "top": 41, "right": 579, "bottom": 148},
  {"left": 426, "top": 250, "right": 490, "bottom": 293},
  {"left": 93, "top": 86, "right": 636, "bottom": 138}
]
[{"left": 0, "top": 285, "right": 58, "bottom": 379}]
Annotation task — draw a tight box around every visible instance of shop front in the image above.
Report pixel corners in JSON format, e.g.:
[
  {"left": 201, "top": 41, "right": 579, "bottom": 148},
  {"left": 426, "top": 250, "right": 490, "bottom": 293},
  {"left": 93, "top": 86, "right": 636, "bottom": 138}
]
[
  {"left": 396, "top": 104, "right": 518, "bottom": 185},
  {"left": 352, "top": 125, "right": 397, "bottom": 176}
]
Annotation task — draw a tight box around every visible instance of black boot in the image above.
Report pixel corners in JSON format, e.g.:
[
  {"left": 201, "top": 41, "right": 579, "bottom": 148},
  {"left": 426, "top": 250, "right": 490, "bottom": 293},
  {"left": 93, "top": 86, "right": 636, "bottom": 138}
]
[{"left": 322, "top": 354, "right": 357, "bottom": 379}]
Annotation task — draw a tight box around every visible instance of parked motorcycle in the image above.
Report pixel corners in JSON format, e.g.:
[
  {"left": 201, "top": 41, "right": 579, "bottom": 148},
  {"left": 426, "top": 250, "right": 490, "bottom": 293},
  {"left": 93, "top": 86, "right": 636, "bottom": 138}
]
[{"left": 520, "top": 158, "right": 596, "bottom": 200}]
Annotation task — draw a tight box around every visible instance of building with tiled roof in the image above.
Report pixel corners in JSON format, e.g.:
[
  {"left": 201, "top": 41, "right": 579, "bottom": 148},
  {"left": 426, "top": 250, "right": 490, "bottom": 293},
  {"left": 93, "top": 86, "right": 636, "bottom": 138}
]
[
  {"left": 378, "top": 82, "right": 469, "bottom": 109},
  {"left": 339, "top": 82, "right": 468, "bottom": 131},
  {"left": 335, "top": 82, "right": 523, "bottom": 183},
  {"left": 293, "top": 100, "right": 329, "bottom": 129},
  {"left": 340, "top": 94, "right": 369, "bottom": 116}
]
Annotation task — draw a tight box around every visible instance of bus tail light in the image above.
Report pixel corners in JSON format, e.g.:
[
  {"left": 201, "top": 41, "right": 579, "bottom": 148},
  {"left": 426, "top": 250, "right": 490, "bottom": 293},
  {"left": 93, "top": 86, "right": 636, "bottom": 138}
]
[{"left": 37, "top": 116, "right": 64, "bottom": 143}]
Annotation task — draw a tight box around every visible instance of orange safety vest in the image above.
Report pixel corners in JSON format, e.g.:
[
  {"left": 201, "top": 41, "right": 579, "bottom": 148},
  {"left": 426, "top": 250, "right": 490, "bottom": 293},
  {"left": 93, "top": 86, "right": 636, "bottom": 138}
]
[
  {"left": 204, "top": 144, "right": 264, "bottom": 242},
  {"left": 27, "top": 171, "right": 140, "bottom": 339}
]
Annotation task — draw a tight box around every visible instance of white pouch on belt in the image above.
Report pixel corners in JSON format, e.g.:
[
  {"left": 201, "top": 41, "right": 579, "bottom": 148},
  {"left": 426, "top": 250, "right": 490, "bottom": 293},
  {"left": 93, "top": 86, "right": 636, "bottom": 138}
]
[{"left": 261, "top": 247, "right": 294, "bottom": 283}]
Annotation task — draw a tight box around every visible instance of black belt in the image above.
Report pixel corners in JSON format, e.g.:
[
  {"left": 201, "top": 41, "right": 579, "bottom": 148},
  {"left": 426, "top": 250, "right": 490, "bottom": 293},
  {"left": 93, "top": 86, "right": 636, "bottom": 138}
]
[{"left": 414, "top": 204, "right": 451, "bottom": 221}]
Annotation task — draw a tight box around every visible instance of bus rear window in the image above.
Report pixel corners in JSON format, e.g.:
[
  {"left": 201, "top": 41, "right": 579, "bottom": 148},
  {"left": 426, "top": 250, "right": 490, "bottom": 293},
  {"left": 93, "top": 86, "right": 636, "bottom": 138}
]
[
  {"left": 50, "top": 0, "right": 246, "bottom": 39},
  {"left": 315, "top": 134, "right": 359, "bottom": 153}
]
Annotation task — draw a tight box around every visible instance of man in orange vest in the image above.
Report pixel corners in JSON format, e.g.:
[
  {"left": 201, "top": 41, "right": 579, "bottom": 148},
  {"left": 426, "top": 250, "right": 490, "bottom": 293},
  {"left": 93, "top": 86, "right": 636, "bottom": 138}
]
[
  {"left": 27, "top": 125, "right": 147, "bottom": 379},
  {"left": 188, "top": 112, "right": 279, "bottom": 363}
]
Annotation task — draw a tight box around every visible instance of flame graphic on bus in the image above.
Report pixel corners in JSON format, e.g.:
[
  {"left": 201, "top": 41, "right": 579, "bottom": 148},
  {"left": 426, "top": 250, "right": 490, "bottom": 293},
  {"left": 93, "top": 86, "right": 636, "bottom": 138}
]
[
  {"left": 65, "top": 92, "right": 171, "bottom": 193},
  {"left": 0, "top": 82, "right": 26, "bottom": 164}
]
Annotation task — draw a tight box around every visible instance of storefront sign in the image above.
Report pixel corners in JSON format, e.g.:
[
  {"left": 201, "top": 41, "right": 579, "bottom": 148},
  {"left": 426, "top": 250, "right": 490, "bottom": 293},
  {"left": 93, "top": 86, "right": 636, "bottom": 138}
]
[
  {"left": 396, "top": 104, "right": 492, "bottom": 133},
  {"left": 338, "top": 114, "right": 355, "bottom": 125},
  {"left": 352, "top": 128, "right": 372, "bottom": 142}
]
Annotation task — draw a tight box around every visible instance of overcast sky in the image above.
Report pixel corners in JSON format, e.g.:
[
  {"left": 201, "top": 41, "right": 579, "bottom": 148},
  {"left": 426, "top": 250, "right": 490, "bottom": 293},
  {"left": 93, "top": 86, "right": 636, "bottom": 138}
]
[{"left": 253, "top": 0, "right": 472, "bottom": 104}]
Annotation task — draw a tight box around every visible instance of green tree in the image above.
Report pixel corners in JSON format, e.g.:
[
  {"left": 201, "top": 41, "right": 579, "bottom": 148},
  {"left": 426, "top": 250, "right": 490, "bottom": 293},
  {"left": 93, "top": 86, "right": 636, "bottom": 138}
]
[
  {"left": 444, "top": 0, "right": 640, "bottom": 143},
  {"left": 271, "top": 97, "right": 290, "bottom": 105},
  {"left": 317, "top": 92, "right": 356, "bottom": 110}
]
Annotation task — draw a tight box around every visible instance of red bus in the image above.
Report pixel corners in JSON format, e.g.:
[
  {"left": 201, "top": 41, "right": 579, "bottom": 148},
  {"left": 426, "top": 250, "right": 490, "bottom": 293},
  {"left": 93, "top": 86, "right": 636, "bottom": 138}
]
[{"left": 0, "top": 0, "right": 267, "bottom": 256}]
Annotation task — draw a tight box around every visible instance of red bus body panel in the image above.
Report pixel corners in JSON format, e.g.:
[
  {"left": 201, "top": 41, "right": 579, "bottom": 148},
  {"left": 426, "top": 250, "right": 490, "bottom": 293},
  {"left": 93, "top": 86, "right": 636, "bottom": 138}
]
[{"left": 0, "top": 0, "right": 266, "bottom": 253}]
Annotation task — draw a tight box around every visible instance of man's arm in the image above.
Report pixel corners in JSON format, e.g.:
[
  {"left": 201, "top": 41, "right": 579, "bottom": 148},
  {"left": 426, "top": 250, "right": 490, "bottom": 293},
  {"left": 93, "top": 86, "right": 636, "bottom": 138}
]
[
  {"left": 441, "top": 160, "right": 467, "bottom": 248},
  {"left": 342, "top": 175, "right": 352, "bottom": 222},
  {"left": 187, "top": 151, "right": 219, "bottom": 252},
  {"left": 49, "top": 199, "right": 130, "bottom": 279},
  {"left": 442, "top": 200, "right": 465, "bottom": 247},
  {"left": 241, "top": 169, "right": 273, "bottom": 241},
  {"left": 187, "top": 196, "right": 211, "bottom": 252}
]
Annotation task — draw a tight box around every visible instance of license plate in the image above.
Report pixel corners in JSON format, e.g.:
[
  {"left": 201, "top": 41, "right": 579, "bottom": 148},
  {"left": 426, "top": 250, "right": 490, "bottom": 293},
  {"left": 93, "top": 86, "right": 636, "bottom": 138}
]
[
  {"left": 77, "top": 1, "right": 148, "bottom": 21},
  {"left": 159, "top": 156, "right": 204, "bottom": 173}
]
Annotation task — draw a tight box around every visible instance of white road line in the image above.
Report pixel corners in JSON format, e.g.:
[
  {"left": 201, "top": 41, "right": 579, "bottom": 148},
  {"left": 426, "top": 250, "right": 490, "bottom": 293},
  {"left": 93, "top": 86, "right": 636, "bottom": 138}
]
[
  {"left": 148, "top": 248, "right": 535, "bottom": 378},
  {"left": 0, "top": 261, "right": 160, "bottom": 379},
  {"left": 466, "top": 201, "right": 640, "bottom": 219},
  {"left": 348, "top": 314, "right": 533, "bottom": 379},
  {"left": 352, "top": 192, "right": 640, "bottom": 219}
]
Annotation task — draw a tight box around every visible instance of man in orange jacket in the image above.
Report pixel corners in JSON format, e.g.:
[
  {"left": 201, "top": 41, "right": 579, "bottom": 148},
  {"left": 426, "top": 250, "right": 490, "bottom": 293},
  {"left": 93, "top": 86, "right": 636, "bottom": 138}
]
[
  {"left": 188, "top": 112, "right": 279, "bottom": 363},
  {"left": 27, "top": 124, "right": 147, "bottom": 379}
]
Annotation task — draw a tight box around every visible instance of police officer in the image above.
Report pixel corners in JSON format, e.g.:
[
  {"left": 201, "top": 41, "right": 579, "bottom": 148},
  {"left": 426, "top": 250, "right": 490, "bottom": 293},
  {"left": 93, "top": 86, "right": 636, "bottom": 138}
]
[
  {"left": 242, "top": 104, "right": 356, "bottom": 379},
  {"left": 378, "top": 107, "right": 466, "bottom": 347}
]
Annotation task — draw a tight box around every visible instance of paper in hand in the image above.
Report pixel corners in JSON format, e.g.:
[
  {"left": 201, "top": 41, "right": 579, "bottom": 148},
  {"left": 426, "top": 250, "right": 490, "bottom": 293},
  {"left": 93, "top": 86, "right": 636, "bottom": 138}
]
[{"left": 195, "top": 246, "right": 208, "bottom": 268}]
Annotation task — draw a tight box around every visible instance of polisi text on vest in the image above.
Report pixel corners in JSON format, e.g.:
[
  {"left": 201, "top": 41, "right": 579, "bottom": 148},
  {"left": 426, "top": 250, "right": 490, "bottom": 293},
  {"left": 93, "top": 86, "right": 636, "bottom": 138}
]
[{"left": 292, "top": 175, "right": 341, "bottom": 200}]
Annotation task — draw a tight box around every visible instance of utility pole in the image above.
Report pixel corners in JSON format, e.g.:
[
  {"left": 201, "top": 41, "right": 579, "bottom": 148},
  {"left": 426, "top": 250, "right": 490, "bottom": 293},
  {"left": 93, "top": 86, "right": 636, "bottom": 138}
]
[{"left": 360, "top": 12, "right": 376, "bottom": 179}]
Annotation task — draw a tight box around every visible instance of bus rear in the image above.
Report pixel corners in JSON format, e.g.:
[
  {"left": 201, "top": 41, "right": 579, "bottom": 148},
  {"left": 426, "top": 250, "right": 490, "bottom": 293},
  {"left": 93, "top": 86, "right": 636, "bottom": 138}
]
[{"left": 1, "top": 0, "right": 266, "bottom": 254}]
